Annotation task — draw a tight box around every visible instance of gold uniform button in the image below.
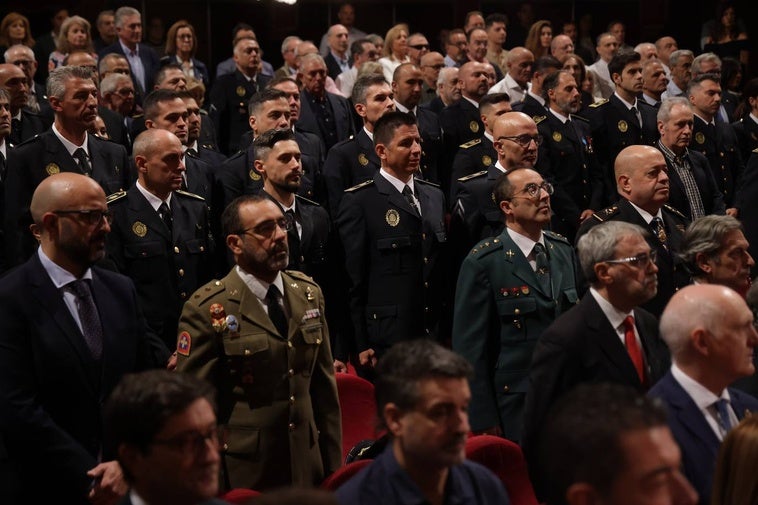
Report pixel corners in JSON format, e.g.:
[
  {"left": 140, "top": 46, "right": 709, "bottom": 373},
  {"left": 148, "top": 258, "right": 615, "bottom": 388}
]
[
  {"left": 316, "top": 338, "right": 322, "bottom": 344},
  {"left": 503, "top": 385, "right": 510, "bottom": 392},
  {"left": 423, "top": 257, "right": 428, "bottom": 264},
  {"left": 514, "top": 308, "right": 521, "bottom": 315},
  {"left": 422, "top": 233, "right": 426, "bottom": 240},
  {"left": 244, "top": 349, "right": 251, "bottom": 356},
  {"left": 288, "top": 422, "right": 296, "bottom": 431},
  {"left": 174, "top": 246, "right": 180, "bottom": 254},
  {"left": 424, "top": 282, "right": 428, "bottom": 288},
  {"left": 289, "top": 395, "right": 295, "bottom": 404},
  {"left": 178, "top": 269, "right": 185, "bottom": 277},
  {"left": 288, "top": 369, "right": 295, "bottom": 377},
  {"left": 199, "top": 246, "right": 205, "bottom": 252},
  {"left": 215, "top": 281, "right": 222, "bottom": 286}
]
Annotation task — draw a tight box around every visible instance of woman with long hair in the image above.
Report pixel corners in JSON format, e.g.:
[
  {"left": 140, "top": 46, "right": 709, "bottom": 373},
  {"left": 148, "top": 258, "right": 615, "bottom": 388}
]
[
  {"left": 161, "top": 20, "right": 210, "bottom": 87},
  {"left": 48, "top": 16, "right": 95, "bottom": 71},
  {"left": 378, "top": 23, "right": 409, "bottom": 83},
  {"left": 712, "top": 415, "right": 758, "bottom": 505},
  {"left": 525, "top": 20, "right": 553, "bottom": 59},
  {"left": 0, "top": 12, "right": 34, "bottom": 53},
  {"left": 703, "top": 2, "right": 749, "bottom": 67}
]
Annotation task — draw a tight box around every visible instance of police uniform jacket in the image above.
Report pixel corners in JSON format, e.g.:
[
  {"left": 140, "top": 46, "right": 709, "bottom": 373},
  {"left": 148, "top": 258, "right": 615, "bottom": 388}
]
[
  {"left": 512, "top": 93, "right": 548, "bottom": 122},
  {"left": 175, "top": 269, "right": 342, "bottom": 490},
  {"left": 9, "top": 109, "right": 49, "bottom": 145},
  {"left": 576, "top": 198, "right": 689, "bottom": 317},
  {"left": 106, "top": 187, "right": 214, "bottom": 348},
  {"left": 450, "top": 136, "right": 497, "bottom": 190},
  {"left": 661, "top": 148, "right": 726, "bottom": 220},
  {"left": 586, "top": 95, "right": 659, "bottom": 200},
  {"left": 296, "top": 90, "right": 354, "bottom": 153},
  {"left": 412, "top": 106, "right": 444, "bottom": 186},
  {"left": 732, "top": 116, "right": 758, "bottom": 163},
  {"left": 337, "top": 173, "right": 448, "bottom": 357},
  {"left": 452, "top": 229, "right": 578, "bottom": 440},
  {"left": 4, "top": 130, "right": 131, "bottom": 266},
  {"left": 322, "top": 128, "right": 380, "bottom": 216},
  {"left": 536, "top": 113, "right": 604, "bottom": 242},
  {"left": 184, "top": 152, "right": 215, "bottom": 203},
  {"left": 209, "top": 69, "right": 272, "bottom": 155},
  {"left": 690, "top": 115, "right": 744, "bottom": 207},
  {"left": 440, "top": 97, "right": 484, "bottom": 161}
]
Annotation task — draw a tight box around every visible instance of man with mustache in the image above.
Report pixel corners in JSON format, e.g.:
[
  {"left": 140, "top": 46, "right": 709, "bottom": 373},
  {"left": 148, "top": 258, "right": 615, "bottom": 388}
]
[
  {"left": 576, "top": 145, "right": 690, "bottom": 317},
  {"left": 176, "top": 193, "right": 341, "bottom": 491},
  {"left": 453, "top": 167, "right": 578, "bottom": 442},
  {"left": 105, "top": 128, "right": 214, "bottom": 349},
  {"left": 649, "top": 284, "right": 758, "bottom": 505},
  {"left": 524, "top": 220, "right": 672, "bottom": 497},
  {"left": 336, "top": 339, "right": 509, "bottom": 505}
]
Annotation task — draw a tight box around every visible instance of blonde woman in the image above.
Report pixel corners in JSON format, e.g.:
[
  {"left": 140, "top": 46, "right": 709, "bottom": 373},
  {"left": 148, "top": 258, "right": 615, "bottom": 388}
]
[
  {"left": 378, "top": 23, "right": 409, "bottom": 83},
  {"left": 48, "top": 16, "right": 95, "bottom": 71}
]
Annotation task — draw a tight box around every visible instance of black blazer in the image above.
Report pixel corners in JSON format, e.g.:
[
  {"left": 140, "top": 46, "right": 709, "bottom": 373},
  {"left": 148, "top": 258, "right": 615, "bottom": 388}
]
[
  {"left": 732, "top": 116, "right": 758, "bottom": 163},
  {"left": 324, "top": 52, "right": 351, "bottom": 80},
  {"left": 690, "top": 115, "right": 744, "bottom": 207},
  {"left": 98, "top": 42, "right": 161, "bottom": 102},
  {"left": 4, "top": 130, "right": 132, "bottom": 266},
  {"left": 414, "top": 106, "right": 444, "bottom": 187},
  {"left": 0, "top": 254, "right": 168, "bottom": 503},
  {"left": 662, "top": 148, "right": 726, "bottom": 219}
]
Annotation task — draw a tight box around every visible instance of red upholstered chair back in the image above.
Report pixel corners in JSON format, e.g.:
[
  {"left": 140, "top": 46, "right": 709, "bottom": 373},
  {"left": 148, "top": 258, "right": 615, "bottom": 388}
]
[
  {"left": 321, "top": 459, "right": 373, "bottom": 491},
  {"left": 336, "top": 373, "right": 378, "bottom": 461},
  {"left": 220, "top": 488, "right": 261, "bottom": 504},
  {"left": 465, "top": 435, "right": 539, "bottom": 505}
]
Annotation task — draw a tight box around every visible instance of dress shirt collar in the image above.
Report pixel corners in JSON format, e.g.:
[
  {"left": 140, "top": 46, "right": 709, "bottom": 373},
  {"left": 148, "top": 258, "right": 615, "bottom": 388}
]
[
  {"left": 52, "top": 123, "right": 89, "bottom": 157},
  {"left": 494, "top": 160, "right": 507, "bottom": 173},
  {"left": 657, "top": 139, "right": 688, "bottom": 163},
  {"left": 0, "top": 138, "right": 6, "bottom": 159},
  {"left": 750, "top": 113, "right": 758, "bottom": 125},
  {"left": 119, "top": 39, "right": 138, "bottom": 56},
  {"left": 379, "top": 167, "right": 415, "bottom": 195},
  {"left": 38, "top": 247, "right": 93, "bottom": 287},
  {"left": 129, "top": 490, "right": 149, "bottom": 505},
  {"left": 694, "top": 112, "right": 715, "bottom": 126},
  {"left": 589, "top": 286, "right": 634, "bottom": 331},
  {"left": 504, "top": 73, "right": 523, "bottom": 93},
  {"left": 526, "top": 90, "right": 545, "bottom": 106},
  {"left": 506, "top": 227, "right": 545, "bottom": 260},
  {"left": 362, "top": 126, "right": 373, "bottom": 141},
  {"left": 628, "top": 201, "right": 663, "bottom": 224},
  {"left": 484, "top": 131, "right": 494, "bottom": 143},
  {"left": 641, "top": 93, "right": 659, "bottom": 106},
  {"left": 462, "top": 95, "right": 479, "bottom": 108},
  {"left": 671, "top": 362, "right": 731, "bottom": 410},
  {"left": 235, "top": 265, "right": 284, "bottom": 305},
  {"left": 614, "top": 92, "right": 637, "bottom": 111},
  {"left": 550, "top": 108, "right": 569, "bottom": 123},
  {"left": 393, "top": 101, "right": 417, "bottom": 116},
  {"left": 136, "top": 180, "right": 172, "bottom": 212}
]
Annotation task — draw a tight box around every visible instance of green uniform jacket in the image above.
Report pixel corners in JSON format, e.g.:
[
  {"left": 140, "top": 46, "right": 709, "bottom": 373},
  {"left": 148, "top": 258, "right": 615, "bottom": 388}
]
[
  {"left": 452, "top": 228, "right": 578, "bottom": 441},
  {"left": 175, "top": 268, "right": 342, "bottom": 490}
]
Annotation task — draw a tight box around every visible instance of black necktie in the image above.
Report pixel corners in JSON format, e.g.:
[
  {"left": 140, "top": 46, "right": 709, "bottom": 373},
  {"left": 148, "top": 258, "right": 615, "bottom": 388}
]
[
  {"left": 630, "top": 106, "right": 641, "bottom": 128},
  {"left": 158, "top": 202, "right": 173, "bottom": 233},
  {"left": 10, "top": 118, "right": 21, "bottom": 144},
  {"left": 265, "top": 285, "right": 288, "bottom": 338},
  {"left": 74, "top": 148, "right": 92, "bottom": 176},
  {"left": 285, "top": 209, "right": 301, "bottom": 268},
  {"left": 64, "top": 280, "right": 103, "bottom": 359},
  {"left": 533, "top": 243, "right": 552, "bottom": 297},
  {"left": 402, "top": 185, "right": 421, "bottom": 216},
  {"left": 651, "top": 217, "right": 668, "bottom": 251}
]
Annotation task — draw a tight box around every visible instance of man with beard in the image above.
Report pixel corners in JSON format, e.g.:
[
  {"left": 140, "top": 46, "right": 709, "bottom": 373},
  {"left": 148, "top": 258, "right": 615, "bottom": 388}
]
[
  {"left": 536, "top": 70, "right": 603, "bottom": 242},
  {"left": 0, "top": 173, "right": 169, "bottom": 504},
  {"left": 106, "top": 129, "right": 214, "bottom": 349},
  {"left": 4, "top": 66, "right": 131, "bottom": 266},
  {"left": 336, "top": 340, "right": 508, "bottom": 505},
  {"left": 175, "top": 193, "right": 341, "bottom": 491}
]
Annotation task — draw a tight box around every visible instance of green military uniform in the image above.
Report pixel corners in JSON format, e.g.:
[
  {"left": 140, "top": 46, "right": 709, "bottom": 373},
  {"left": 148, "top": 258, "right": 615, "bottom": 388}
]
[
  {"left": 452, "top": 228, "right": 578, "bottom": 441},
  {"left": 175, "top": 268, "right": 342, "bottom": 490}
]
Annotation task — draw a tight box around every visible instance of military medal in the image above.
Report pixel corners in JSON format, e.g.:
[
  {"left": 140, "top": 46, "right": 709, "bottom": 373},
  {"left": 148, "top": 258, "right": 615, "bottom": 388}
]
[
  {"left": 617, "top": 120, "right": 628, "bottom": 133},
  {"left": 385, "top": 209, "right": 400, "bottom": 227},
  {"left": 500, "top": 288, "right": 510, "bottom": 297},
  {"left": 695, "top": 132, "right": 705, "bottom": 144},
  {"left": 521, "top": 285, "right": 530, "bottom": 295},
  {"left": 505, "top": 249, "right": 515, "bottom": 259},
  {"left": 177, "top": 331, "right": 192, "bottom": 356},
  {"left": 225, "top": 315, "right": 239, "bottom": 333},
  {"left": 552, "top": 132, "right": 562, "bottom": 142},
  {"left": 45, "top": 163, "right": 60, "bottom": 175},
  {"left": 305, "top": 286, "right": 315, "bottom": 301},
  {"left": 132, "top": 221, "right": 147, "bottom": 237},
  {"left": 236, "top": 86, "right": 246, "bottom": 97},
  {"left": 469, "top": 121, "right": 479, "bottom": 133},
  {"left": 482, "top": 155, "right": 492, "bottom": 166},
  {"left": 358, "top": 153, "right": 369, "bottom": 166}
]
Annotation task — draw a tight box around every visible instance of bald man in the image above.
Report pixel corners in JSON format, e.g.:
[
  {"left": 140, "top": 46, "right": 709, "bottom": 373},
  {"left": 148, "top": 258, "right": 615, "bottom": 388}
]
[
  {"left": 0, "top": 173, "right": 168, "bottom": 504},
  {"left": 649, "top": 284, "right": 758, "bottom": 505},
  {"left": 550, "top": 34, "right": 575, "bottom": 60},
  {"left": 488, "top": 47, "right": 534, "bottom": 104},
  {"left": 0, "top": 63, "right": 48, "bottom": 144},
  {"left": 577, "top": 145, "right": 689, "bottom": 316}
]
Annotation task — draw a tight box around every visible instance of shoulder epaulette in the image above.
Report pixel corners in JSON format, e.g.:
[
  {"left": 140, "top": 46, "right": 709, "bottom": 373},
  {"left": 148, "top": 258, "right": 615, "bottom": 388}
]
[
  {"left": 589, "top": 99, "right": 609, "bottom": 108},
  {"left": 285, "top": 269, "right": 318, "bottom": 285},
  {"left": 544, "top": 230, "right": 571, "bottom": 245},
  {"left": 295, "top": 194, "right": 320, "bottom": 206},
  {"left": 16, "top": 134, "right": 40, "bottom": 146},
  {"left": 132, "top": 113, "right": 144, "bottom": 119},
  {"left": 591, "top": 205, "right": 620, "bottom": 222},
  {"left": 191, "top": 279, "right": 225, "bottom": 304},
  {"left": 663, "top": 204, "right": 688, "bottom": 220},
  {"left": 459, "top": 138, "right": 482, "bottom": 149},
  {"left": 458, "top": 170, "right": 487, "bottom": 182},
  {"left": 572, "top": 114, "right": 590, "bottom": 123},
  {"left": 533, "top": 115, "right": 546, "bottom": 124},
  {"left": 416, "top": 178, "right": 440, "bottom": 188},
  {"left": 753, "top": 147, "right": 758, "bottom": 154},
  {"left": 106, "top": 190, "right": 127, "bottom": 204},
  {"left": 345, "top": 179, "right": 373, "bottom": 192},
  {"left": 175, "top": 190, "right": 206, "bottom": 201},
  {"left": 469, "top": 236, "right": 503, "bottom": 257}
]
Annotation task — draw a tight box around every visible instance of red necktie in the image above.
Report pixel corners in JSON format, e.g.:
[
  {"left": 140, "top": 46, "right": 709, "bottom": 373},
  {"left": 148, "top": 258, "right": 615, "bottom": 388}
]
[{"left": 623, "top": 315, "right": 645, "bottom": 384}]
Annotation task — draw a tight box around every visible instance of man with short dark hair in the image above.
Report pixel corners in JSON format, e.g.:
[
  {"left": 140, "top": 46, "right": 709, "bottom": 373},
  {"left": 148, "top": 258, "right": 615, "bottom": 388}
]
[
  {"left": 337, "top": 112, "right": 447, "bottom": 367},
  {"left": 0, "top": 172, "right": 169, "bottom": 504},
  {"left": 105, "top": 370, "right": 225, "bottom": 505},
  {"left": 176, "top": 193, "right": 341, "bottom": 491},
  {"left": 444, "top": 29, "right": 467, "bottom": 68},
  {"left": 655, "top": 36, "right": 678, "bottom": 77},
  {"left": 650, "top": 284, "right": 758, "bottom": 505},
  {"left": 539, "top": 383, "right": 697, "bottom": 505},
  {"left": 485, "top": 14, "right": 509, "bottom": 75},
  {"left": 336, "top": 339, "right": 509, "bottom": 505},
  {"left": 513, "top": 56, "right": 560, "bottom": 120},
  {"left": 335, "top": 38, "right": 377, "bottom": 98}
]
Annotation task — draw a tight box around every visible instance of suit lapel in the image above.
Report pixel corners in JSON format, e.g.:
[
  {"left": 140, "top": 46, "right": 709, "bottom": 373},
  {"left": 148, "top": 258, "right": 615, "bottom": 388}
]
[
  {"left": 44, "top": 133, "right": 79, "bottom": 173},
  {"left": 226, "top": 269, "right": 282, "bottom": 337},
  {"left": 664, "top": 372, "right": 721, "bottom": 447},
  {"left": 282, "top": 272, "right": 309, "bottom": 340}
]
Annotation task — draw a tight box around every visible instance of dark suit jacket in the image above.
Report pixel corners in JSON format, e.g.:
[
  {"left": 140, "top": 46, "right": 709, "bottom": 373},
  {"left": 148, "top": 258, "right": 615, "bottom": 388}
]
[
  {"left": 661, "top": 148, "right": 726, "bottom": 219},
  {"left": 323, "top": 128, "right": 380, "bottom": 216},
  {"left": 414, "top": 106, "right": 444, "bottom": 187},
  {"left": 337, "top": 173, "right": 448, "bottom": 357},
  {"left": 422, "top": 96, "right": 447, "bottom": 116},
  {"left": 523, "top": 293, "right": 670, "bottom": 494},
  {"left": 732, "top": 116, "right": 758, "bottom": 164},
  {"left": 648, "top": 371, "right": 758, "bottom": 505},
  {"left": 296, "top": 90, "right": 354, "bottom": 153},
  {"left": 690, "top": 115, "right": 744, "bottom": 207},
  {"left": 9, "top": 110, "right": 48, "bottom": 145},
  {"left": 99, "top": 106, "right": 130, "bottom": 152},
  {"left": 4, "top": 130, "right": 132, "bottom": 266},
  {"left": 735, "top": 152, "right": 758, "bottom": 272},
  {"left": 98, "top": 42, "right": 161, "bottom": 103},
  {"left": 324, "top": 52, "right": 351, "bottom": 80},
  {"left": 0, "top": 254, "right": 168, "bottom": 503},
  {"left": 512, "top": 93, "right": 548, "bottom": 121}
]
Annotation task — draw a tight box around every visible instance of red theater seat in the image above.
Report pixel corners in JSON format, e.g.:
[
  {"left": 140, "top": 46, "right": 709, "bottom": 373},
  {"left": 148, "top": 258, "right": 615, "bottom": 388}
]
[
  {"left": 465, "top": 435, "right": 538, "bottom": 505},
  {"left": 336, "top": 373, "right": 378, "bottom": 462}
]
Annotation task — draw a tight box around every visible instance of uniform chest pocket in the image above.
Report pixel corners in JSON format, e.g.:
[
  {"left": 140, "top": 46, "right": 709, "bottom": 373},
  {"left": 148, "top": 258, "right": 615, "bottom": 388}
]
[
  {"left": 123, "top": 241, "right": 166, "bottom": 259},
  {"left": 185, "top": 238, "right": 206, "bottom": 254},
  {"left": 377, "top": 236, "right": 413, "bottom": 273},
  {"left": 222, "top": 333, "right": 270, "bottom": 357},
  {"left": 496, "top": 297, "right": 538, "bottom": 342},
  {"left": 294, "top": 322, "right": 325, "bottom": 376}
]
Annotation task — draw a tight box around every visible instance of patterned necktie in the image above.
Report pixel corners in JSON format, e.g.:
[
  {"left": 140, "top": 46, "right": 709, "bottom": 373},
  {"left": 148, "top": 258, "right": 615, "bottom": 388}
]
[
  {"left": 622, "top": 315, "right": 645, "bottom": 384},
  {"left": 74, "top": 148, "right": 92, "bottom": 176},
  {"left": 158, "top": 202, "right": 173, "bottom": 233},
  {"left": 651, "top": 217, "right": 668, "bottom": 251},
  {"left": 64, "top": 280, "right": 103, "bottom": 360},
  {"left": 402, "top": 185, "right": 421, "bottom": 216},
  {"left": 265, "top": 285, "right": 288, "bottom": 338},
  {"left": 714, "top": 398, "right": 734, "bottom": 434},
  {"left": 533, "top": 243, "right": 552, "bottom": 297}
]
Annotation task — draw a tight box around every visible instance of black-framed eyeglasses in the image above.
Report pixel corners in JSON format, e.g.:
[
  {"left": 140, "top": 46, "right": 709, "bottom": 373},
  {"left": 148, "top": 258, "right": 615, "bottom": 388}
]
[
  {"left": 498, "top": 134, "right": 543, "bottom": 148},
  {"left": 604, "top": 250, "right": 658, "bottom": 269},
  {"left": 53, "top": 209, "right": 113, "bottom": 226},
  {"left": 116, "top": 88, "right": 135, "bottom": 96},
  {"left": 152, "top": 426, "right": 225, "bottom": 456},
  {"left": 409, "top": 44, "right": 430, "bottom": 50},
  {"left": 515, "top": 181, "right": 554, "bottom": 198},
  {"left": 237, "top": 215, "right": 293, "bottom": 238}
]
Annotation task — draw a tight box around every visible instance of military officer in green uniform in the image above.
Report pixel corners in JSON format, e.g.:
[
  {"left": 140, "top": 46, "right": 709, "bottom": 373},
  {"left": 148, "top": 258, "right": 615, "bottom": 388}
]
[
  {"left": 452, "top": 167, "right": 578, "bottom": 442},
  {"left": 175, "top": 194, "right": 342, "bottom": 491}
]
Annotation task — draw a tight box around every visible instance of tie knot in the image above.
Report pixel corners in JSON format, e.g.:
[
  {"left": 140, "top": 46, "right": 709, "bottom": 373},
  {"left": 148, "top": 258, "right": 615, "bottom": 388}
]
[
  {"left": 533, "top": 243, "right": 546, "bottom": 255},
  {"left": 66, "top": 279, "right": 90, "bottom": 297},
  {"left": 266, "top": 284, "right": 281, "bottom": 302},
  {"left": 623, "top": 315, "right": 635, "bottom": 331},
  {"left": 630, "top": 106, "right": 638, "bottom": 114},
  {"left": 402, "top": 185, "right": 413, "bottom": 197}
]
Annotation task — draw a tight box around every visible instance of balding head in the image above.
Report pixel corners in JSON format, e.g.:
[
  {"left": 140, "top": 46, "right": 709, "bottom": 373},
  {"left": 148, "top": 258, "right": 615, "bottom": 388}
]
[
  {"left": 506, "top": 47, "right": 535, "bottom": 87},
  {"left": 493, "top": 111, "right": 539, "bottom": 169},
  {"left": 458, "top": 61, "right": 489, "bottom": 101},
  {"left": 660, "top": 284, "right": 757, "bottom": 393},
  {"left": 634, "top": 42, "right": 658, "bottom": 61},
  {"left": 327, "top": 24, "right": 349, "bottom": 56},
  {"left": 550, "top": 35, "right": 574, "bottom": 60},
  {"left": 614, "top": 145, "right": 669, "bottom": 214}
]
